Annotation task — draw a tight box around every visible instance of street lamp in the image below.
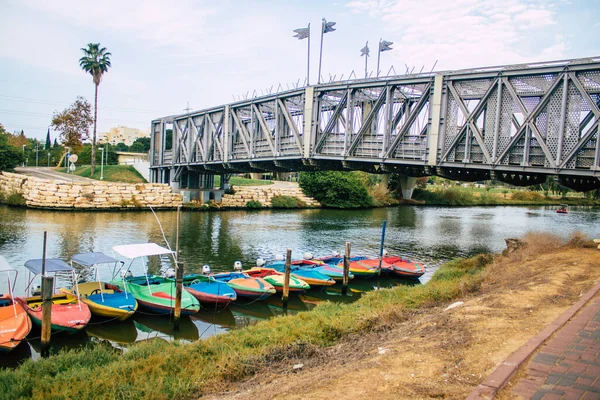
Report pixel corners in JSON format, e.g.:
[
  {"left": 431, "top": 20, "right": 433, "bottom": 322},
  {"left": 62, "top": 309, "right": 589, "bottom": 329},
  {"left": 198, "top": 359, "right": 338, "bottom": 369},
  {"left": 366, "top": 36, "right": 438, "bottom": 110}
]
[
  {"left": 99, "top": 147, "right": 104, "bottom": 180},
  {"left": 47, "top": 152, "right": 51, "bottom": 167},
  {"left": 22, "top": 145, "right": 25, "bottom": 167},
  {"left": 35, "top": 144, "right": 39, "bottom": 167}
]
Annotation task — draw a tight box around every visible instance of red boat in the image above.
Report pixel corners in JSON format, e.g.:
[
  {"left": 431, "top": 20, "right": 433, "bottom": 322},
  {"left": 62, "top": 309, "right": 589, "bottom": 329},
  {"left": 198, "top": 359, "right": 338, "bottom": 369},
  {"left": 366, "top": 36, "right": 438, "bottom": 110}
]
[
  {"left": 18, "top": 258, "right": 91, "bottom": 334},
  {"left": 556, "top": 206, "right": 568, "bottom": 214},
  {"left": 382, "top": 256, "right": 426, "bottom": 279}
]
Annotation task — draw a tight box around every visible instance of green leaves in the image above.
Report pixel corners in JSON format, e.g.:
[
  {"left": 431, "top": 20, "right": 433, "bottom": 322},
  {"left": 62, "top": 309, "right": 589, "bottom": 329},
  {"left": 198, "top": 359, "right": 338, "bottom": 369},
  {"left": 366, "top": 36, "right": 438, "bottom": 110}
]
[{"left": 299, "top": 171, "right": 374, "bottom": 208}]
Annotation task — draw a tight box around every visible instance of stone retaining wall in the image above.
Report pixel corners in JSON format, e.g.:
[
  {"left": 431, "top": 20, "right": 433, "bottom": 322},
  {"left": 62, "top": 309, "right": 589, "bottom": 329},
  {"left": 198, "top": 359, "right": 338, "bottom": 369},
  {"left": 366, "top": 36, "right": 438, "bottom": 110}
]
[
  {"left": 220, "top": 185, "right": 320, "bottom": 208},
  {"left": 0, "top": 171, "right": 182, "bottom": 209}
]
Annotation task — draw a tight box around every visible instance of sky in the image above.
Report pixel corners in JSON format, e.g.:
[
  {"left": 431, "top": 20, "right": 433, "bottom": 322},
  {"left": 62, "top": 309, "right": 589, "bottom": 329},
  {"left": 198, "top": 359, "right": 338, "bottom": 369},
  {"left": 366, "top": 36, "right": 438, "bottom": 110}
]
[{"left": 0, "top": 0, "right": 599, "bottom": 142}]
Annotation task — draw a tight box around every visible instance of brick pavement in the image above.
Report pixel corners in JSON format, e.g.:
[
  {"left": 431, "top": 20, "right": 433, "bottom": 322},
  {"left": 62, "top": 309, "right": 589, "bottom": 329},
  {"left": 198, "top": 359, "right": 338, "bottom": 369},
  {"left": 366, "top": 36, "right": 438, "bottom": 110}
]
[
  {"left": 511, "top": 295, "right": 600, "bottom": 399},
  {"left": 468, "top": 282, "right": 600, "bottom": 399}
]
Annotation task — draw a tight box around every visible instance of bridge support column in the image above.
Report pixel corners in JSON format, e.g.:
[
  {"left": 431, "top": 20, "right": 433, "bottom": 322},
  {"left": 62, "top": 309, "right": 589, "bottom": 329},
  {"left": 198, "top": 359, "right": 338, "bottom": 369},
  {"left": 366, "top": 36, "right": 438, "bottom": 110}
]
[
  {"left": 380, "top": 174, "right": 390, "bottom": 189},
  {"left": 427, "top": 74, "right": 445, "bottom": 167},
  {"left": 397, "top": 175, "right": 417, "bottom": 200}
]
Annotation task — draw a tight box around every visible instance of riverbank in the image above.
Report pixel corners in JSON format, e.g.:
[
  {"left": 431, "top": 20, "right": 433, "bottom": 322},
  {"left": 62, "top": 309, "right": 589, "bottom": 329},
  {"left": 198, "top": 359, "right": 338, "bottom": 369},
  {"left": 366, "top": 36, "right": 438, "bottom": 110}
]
[{"left": 1, "top": 233, "right": 598, "bottom": 399}]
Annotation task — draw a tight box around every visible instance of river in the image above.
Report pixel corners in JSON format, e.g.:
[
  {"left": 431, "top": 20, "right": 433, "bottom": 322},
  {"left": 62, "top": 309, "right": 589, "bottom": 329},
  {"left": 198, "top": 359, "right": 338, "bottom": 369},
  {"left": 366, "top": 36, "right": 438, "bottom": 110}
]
[{"left": 1, "top": 204, "right": 599, "bottom": 365}]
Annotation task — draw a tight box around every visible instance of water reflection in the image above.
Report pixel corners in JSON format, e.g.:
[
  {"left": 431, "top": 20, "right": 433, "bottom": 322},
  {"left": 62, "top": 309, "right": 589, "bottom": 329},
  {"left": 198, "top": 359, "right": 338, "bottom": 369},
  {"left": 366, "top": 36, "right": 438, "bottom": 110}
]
[{"left": 1, "top": 204, "right": 599, "bottom": 365}]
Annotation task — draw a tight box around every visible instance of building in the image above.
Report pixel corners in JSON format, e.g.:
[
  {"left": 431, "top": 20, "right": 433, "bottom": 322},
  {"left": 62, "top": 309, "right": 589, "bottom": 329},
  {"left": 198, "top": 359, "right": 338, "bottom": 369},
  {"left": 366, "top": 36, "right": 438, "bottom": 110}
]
[{"left": 99, "top": 126, "right": 149, "bottom": 146}]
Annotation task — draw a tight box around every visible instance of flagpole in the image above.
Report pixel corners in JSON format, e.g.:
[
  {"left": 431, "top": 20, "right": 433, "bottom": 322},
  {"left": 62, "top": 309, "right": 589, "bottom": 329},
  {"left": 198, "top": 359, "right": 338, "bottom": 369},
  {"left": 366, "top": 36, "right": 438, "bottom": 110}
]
[
  {"left": 307, "top": 23, "right": 311, "bottom": 85},
  {"left": 364, "top": 41, "right": 368, "bottom": 78},
  {"left": 377, "top": 38, "right": 381, "bottom": 77},
  {"left": 318, "top": 19, "right": 325, "bottom": 84}
]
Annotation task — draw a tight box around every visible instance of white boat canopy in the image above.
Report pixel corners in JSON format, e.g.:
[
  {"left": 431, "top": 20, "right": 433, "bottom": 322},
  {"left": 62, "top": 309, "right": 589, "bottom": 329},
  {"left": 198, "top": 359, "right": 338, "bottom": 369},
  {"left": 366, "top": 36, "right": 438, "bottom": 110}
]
[
  {"left": 72, "top": 252, "right": 120, "bottom": 267},
  {"left": 24, "top": 258, "right": 74, "bottom": 275},
  {"left": 0, "top": 255, "right": 12, "bottom": 271},
  {"left": 113, "top": 243, "right": 174, "bottom": 259}
]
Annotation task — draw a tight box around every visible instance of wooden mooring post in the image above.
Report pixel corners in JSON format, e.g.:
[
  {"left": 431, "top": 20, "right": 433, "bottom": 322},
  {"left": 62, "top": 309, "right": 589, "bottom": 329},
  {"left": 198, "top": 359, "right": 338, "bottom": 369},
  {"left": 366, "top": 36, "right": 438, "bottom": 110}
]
[
  {"left": 342, "top": 242, "right": 350, "bottom": 296},
  {"left": 282, "top": 249, "right": 292, "bottom": 309},
  {"left": 41, "top": 276, "right": 54, "bottom": 357},
  {"left": 40, "top": 231, "right": 53, "bottom": 357},
  {"left": 173, "top": 261, "right": 184, "bottom": 330}
]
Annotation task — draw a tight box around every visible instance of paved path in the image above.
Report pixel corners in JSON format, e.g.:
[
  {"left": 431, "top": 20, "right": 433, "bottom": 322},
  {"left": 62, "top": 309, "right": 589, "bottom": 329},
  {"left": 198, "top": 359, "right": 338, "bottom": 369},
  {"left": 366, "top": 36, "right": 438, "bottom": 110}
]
[
  {"left": 468, "top": 283, "right": 600, "bottom": 399},
  {"left": 14, "top": 167, "right": 96, "bottom": 182},
  {"left": 511, "top": 295, "right": 600, "bottom": 399}
]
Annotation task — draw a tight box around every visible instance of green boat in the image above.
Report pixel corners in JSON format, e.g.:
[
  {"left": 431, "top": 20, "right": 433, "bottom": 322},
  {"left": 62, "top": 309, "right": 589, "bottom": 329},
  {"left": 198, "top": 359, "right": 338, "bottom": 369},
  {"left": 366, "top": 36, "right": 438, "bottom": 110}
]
[{"left": 111, "top": 243, "right": 200, "bottom": 315}]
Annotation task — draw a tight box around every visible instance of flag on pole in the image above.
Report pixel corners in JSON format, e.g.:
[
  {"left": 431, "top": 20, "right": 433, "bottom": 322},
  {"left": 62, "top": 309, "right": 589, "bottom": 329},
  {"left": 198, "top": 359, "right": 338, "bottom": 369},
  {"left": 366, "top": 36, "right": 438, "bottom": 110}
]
[
  {"left": 360, "top": 43, "right": 370, "bottom": 57},
  {"left": 293, "top": 26, "right": 310, "bottom": 40},
  {"left": 322, "top": 18, "right": 336, "bottom": 33},
  {"left": 379, "top": 40, "right": 393, "bottom": 52}
]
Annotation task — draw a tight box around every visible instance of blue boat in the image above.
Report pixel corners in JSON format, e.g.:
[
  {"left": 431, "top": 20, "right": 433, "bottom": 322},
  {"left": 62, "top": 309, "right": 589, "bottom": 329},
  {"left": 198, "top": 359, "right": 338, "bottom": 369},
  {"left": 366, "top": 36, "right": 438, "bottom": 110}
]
[
  {"left": 267, "top": 261, "right": 336, "bottom": 287},
  {"left": 179, "top": 274, "right": 237, "bottom": 308},
  {"left": 62, "top": 252, "right": 138, "bottom": 321}
]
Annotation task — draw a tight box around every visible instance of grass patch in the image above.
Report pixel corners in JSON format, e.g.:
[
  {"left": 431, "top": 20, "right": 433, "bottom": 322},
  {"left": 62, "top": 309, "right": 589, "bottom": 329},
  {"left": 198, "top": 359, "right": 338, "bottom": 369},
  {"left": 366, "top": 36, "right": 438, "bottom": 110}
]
[
  {"left": 1, "top": 252, "right": 496, "bottom": 399},
  {"left": 246, "top": 200, "right": 263, "bottom": 209},
  {"left": 56, "top": 165, "right": 146, "bottom": 183},
  {"left": 214, "top": 176, "right": 274, "bottom": 187},
  {"left": 0, "top": 190, "right": 26, "bottom": 207},
  {"left": 271, "top": 195, "right": 306, "bottom": 209}
]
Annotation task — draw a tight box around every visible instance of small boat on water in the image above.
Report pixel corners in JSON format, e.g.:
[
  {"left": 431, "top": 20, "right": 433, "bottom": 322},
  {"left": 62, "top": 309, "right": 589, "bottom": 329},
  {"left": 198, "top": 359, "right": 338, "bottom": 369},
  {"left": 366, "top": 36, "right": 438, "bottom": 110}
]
[
  {"left": 0, "top": 258, "right": 32, "bottom": 352},
  {"left": 382, "top": 256, "right": 426, "bottom": 279},
  {"left": 267, "top": 260, "right": 336, "bottom": 287},
  {"left": 178, "top": 274, "right": 237, "bottom": 308},
  {"left": 318, "top": 256, "right": 382, "bottom": 278},
  {"left": 245, "top": 267, "right": 310, "bottom": 294},
  {"left": 16, "top": 258, "right": 91, "bottom": 335},
  {"left": 211, "top": 271, "right": 276, "bottom": 301},
  {"left": 110, "top": 243, "right": 200, "bottom": 315},
  {"left": 557, "top": 205, "right": 568, "bottom": 214},
  {"left": 60, "top": 252, "right": 138, "bottom": 321}
]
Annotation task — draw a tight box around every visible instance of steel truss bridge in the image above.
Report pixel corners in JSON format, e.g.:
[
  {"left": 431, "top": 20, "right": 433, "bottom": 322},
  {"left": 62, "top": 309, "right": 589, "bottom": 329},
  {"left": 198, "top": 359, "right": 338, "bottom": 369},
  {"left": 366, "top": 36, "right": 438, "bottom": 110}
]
[{"left": 150, "top": 57, "right": 600, "bottom": 194}]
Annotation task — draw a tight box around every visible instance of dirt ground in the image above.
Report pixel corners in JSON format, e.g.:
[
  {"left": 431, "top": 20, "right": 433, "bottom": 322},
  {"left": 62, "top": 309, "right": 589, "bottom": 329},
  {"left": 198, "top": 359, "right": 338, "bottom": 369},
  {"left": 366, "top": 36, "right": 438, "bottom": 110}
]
[{"left": 203, "top": 237, "right": 600, "bottom": 400}]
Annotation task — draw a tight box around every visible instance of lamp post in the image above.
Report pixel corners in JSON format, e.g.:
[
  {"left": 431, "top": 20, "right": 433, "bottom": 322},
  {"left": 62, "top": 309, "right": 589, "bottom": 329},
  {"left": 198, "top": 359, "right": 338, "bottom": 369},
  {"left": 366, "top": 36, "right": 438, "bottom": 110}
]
[
  {"left": 99, "top": 147, "right": 104, "bottom": 180},
  {"left": 47, "top": 152, "right": 50, "bottom": 167},
  {"left": 22, "top": 145, "right": 25, "bottom": 167},
  {"left": 35, "top": 144, "right": 39, "bottom": 167}
]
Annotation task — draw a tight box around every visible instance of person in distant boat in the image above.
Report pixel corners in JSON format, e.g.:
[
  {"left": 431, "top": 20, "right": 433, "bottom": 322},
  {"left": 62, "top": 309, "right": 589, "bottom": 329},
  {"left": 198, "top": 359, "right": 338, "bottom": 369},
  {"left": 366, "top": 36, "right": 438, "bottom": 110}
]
[{"left": 557, "top": 206, "right": 568, "bottom": 213}]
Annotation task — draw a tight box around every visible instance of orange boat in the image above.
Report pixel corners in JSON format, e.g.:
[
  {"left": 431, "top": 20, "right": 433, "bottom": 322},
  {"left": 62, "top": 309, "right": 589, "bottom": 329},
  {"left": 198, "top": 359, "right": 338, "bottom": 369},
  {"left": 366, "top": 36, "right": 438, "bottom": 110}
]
[
  {"left": 0, "top": 262, "right": 32, "bottom": 352},
  {"left": 382, "top": 256, "right": 426, "bottom": 279}
]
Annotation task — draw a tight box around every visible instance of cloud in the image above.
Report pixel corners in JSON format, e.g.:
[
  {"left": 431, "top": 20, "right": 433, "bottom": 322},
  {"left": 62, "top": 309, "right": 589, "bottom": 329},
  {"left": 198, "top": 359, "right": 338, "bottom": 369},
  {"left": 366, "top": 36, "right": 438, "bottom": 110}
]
[{"left": 345, "top": 0, "right": 565, "bottom": 70}]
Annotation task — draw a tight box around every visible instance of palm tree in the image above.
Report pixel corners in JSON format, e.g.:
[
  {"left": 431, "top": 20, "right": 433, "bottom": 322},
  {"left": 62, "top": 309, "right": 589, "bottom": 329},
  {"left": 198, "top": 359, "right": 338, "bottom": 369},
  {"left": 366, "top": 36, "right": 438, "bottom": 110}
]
[{"left": 79, "top": 43, "right": 111, "bottom": 175}]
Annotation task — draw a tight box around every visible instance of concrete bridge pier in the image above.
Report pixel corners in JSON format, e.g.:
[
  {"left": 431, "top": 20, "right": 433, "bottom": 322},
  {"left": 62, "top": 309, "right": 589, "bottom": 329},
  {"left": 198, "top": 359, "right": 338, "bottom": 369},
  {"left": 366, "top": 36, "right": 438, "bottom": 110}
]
[{"left": 397, "top": 175, "right": 417, "bottom": 200}]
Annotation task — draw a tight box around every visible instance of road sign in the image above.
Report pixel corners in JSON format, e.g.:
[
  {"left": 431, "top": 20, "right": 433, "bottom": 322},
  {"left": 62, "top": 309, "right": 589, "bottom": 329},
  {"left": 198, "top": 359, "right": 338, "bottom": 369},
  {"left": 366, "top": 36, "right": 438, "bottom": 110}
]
[
  {"left": 68, "top": 154, "right": 78, "bottom": 163},
  {"left": 69, "top": 163, "right": 76, "bottom": 172}
]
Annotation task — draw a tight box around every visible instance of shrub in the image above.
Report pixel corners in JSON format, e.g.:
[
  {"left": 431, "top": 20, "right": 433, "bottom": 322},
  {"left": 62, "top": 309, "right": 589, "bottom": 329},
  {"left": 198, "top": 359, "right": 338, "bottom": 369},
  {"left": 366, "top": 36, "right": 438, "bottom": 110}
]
[
  {"left": 412, "top": 187, "right": 476, "bottom": 205},
  {"left": 271, "top": 195, "right": 305, "bottom": 208},
  {"left": 511, "top": 191, "right": 544, "bottom": 202},
  {"left": 246, "top": 200, "right": 262, "bottom": 209},
  {"left": 299, "top": 171, "right": 374, "bottom": 209},
  {"left": 4, "top": 191, "right": 26, "bottom": 206}
]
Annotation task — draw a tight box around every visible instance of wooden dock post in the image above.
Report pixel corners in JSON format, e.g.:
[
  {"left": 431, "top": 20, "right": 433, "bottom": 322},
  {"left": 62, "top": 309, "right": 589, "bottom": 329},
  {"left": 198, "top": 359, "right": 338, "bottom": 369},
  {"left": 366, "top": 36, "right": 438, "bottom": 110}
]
[
  {"left": 173, "top": 261, "right": 184, "bottom": 330},
  {"left": 41, "top": 276, "right": 53, "bottom": 357},
  {"left": 282, "top": 249, "right": 292, "bottom": 308},
  {"left": 342, "top": 242, "right": 350, "bottom": 295}
]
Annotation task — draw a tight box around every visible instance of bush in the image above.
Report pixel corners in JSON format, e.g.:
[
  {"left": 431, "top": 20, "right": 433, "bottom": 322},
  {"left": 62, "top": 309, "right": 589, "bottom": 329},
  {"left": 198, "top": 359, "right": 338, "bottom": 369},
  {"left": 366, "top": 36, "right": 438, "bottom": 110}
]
[
  {"left": 511, "top": 191, "right": 544, "bottom": 201},
  {"left": 412, "top": 187, "right": 476, "bottom": 205},
  {"left": 299, "top": 171, "right": 374, "bottom": 209},
  {"left": 3, "top": 191, "right": 26, "bottom": 206},
  {"left": 246, "top": 200, "right": 263, "bottom": 209},
  {"left": 271, "top": 195, "right": 306, "bottom": 209}
]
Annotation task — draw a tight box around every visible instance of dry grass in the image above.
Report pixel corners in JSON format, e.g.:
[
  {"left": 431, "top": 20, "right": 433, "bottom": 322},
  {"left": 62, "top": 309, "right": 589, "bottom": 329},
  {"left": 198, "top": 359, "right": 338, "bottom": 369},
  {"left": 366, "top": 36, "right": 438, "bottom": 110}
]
[{"left": 205, "top": 233, "right": 600, "bottom": 400}]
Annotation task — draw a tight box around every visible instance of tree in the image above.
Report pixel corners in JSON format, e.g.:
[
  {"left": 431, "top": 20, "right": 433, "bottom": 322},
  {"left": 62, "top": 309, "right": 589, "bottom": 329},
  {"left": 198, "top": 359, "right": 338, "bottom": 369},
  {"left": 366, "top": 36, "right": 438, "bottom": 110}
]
[
  {"left": 129, "top": 141, "right": 146, "bottom": 153},
  {"left": 299, "top": 171, "right": 374, "bottom": 208},
  {"left": 130, "top": 136, "right": 150, "bottom": 152},
  {"left": 79, "top": 43, "right": 112, "bottom": 175},
  {"left": 51, "top": 96, "right": 93, "bottom": 152},
  {"left": 45, "top": 129, "right": 51, "bottom": 149},
  {"left": 53, "top": 138, "right": 59, "bottom": 147},
  {"left": 0, "top": 123, "right": 24, "bottom": 171},
  {"left": 115, "top": 142, "right": 129, "bottom": 152}
]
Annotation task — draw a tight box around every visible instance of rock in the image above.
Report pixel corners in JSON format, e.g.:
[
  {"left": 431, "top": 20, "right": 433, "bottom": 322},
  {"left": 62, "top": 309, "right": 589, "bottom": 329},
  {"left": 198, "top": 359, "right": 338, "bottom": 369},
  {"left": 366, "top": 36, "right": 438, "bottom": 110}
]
[
  {"left": 292, "top": 363, "right": 304, "bottom": 371},
  {"left": 444, "top": 301, "right": 464, "bottom": 311}
]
